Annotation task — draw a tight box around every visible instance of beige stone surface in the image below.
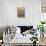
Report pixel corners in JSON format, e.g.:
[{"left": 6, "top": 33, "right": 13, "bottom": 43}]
[{"left": 39, "top": 37, "right": 46, "bottom": 45}]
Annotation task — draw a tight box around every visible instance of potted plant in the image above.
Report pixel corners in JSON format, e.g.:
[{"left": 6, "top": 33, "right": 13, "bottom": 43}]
[
  {"left": 31, "top": 35, "right": 38, "bottom": 46},
  {"left": 37, "top": 21, "right": 46, "bottom": 37}
]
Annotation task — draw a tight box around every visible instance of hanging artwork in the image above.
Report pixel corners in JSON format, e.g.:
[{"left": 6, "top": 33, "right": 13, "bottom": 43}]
[
  {"left": 17, "top": 7, "right": 25, "bottom": 18},
  {"left": 41, "top": 0, "right": 46, "bottom": 13}
]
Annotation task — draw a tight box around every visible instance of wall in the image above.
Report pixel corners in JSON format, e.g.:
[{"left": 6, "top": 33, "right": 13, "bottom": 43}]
[
  {"left": 0, "top": 0, "right": 41, "bottom": 27},
  {"left": 0, "top": 0, "right": 3, "bottom": 26}
]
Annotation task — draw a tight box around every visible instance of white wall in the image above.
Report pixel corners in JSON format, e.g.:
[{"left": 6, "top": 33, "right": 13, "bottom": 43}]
[
  {"left": 0, "top": 0, "right": 3, "bottom": 26},
  {"left": 0, "top": 0, "right": 41, "bottom": 27}
]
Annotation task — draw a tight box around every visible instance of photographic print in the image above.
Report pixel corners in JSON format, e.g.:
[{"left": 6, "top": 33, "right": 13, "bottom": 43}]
[{"left": 17, "top": 7, "right": 25, "bottom": 18}]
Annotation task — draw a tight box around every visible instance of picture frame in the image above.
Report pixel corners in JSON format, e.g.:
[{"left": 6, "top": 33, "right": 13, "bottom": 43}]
[{"left": 17, "top": 7, "right": 25, "bottom": 18}]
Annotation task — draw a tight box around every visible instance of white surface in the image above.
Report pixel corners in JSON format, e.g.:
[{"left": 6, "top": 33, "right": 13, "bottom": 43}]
[
  {"left": 0, "top": 0, "right": 41, "bottom": 27},
  {"left": 0, "top": 40, "right": 2, "bottom": 42}
]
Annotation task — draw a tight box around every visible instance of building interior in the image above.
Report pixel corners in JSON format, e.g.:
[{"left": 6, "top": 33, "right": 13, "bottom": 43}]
[{"left": 0, "top": 0, "right": 46, "bottom": 46}]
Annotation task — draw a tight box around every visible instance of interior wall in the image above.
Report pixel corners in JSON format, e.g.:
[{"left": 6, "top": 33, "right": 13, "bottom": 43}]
[
  {"left": 0, "top": 0, "right": 41, "bottom": 27},
  {"left": 0, "top": 0, "right": 3, "bottom": 26}
]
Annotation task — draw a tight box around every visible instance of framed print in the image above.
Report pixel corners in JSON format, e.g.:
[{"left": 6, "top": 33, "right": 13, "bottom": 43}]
[{"left": 17, "top": 7, "right": 25, "bottom": 18}]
